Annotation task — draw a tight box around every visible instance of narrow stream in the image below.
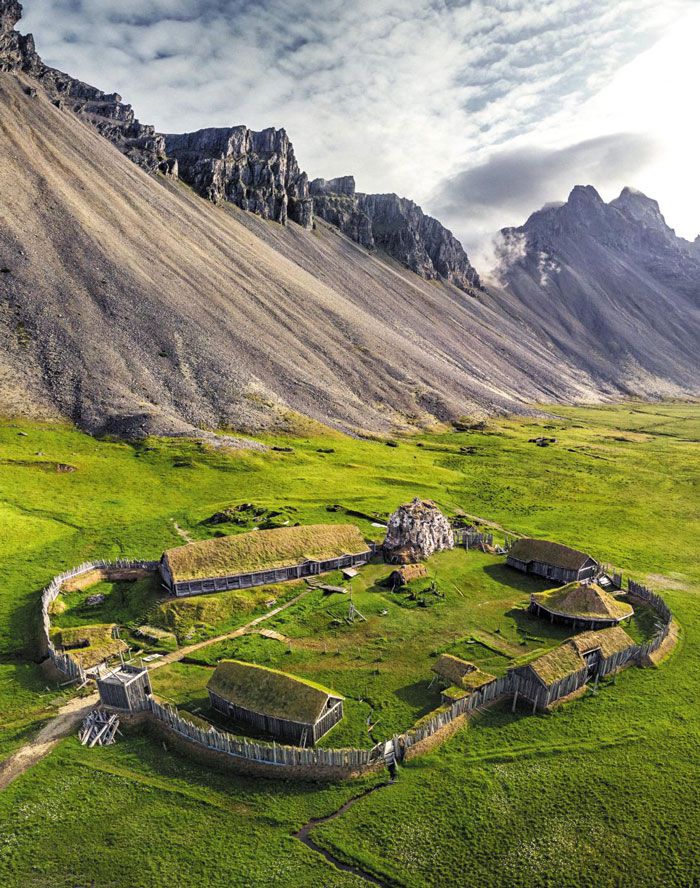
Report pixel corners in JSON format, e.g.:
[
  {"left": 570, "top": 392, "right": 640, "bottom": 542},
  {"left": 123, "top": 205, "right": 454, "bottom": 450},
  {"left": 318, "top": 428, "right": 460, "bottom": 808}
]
[{"left": 294, "top": 781, "right": 396, "bottom": 887}]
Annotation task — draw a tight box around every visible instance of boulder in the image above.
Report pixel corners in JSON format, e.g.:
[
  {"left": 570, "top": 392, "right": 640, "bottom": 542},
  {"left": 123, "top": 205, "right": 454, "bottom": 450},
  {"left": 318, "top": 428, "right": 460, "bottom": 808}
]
[{"left": 383, "top": 498, "right": 454, "bottom": 563}]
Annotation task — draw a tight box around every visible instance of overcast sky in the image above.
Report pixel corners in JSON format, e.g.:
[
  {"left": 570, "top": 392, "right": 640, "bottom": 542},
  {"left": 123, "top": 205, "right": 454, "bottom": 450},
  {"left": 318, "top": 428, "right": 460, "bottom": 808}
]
[{"left": 22, "top": 0, "right": 699, "bottom": 258}]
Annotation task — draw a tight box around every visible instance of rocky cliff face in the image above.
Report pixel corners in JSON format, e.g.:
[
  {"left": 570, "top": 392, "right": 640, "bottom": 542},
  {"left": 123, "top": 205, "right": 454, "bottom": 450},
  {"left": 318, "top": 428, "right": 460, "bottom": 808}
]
[
  {"left": 165, "top": 127, "right": 313, "bottom": 228},
  {"left": 0, "top": 0, "right": 168, "bottom": 173},
  {"left": 383, "top": 498, "right": 454, "bottom": 563},
  {"left": 311, "top": 177, "right": 481, "bottom": 293}
]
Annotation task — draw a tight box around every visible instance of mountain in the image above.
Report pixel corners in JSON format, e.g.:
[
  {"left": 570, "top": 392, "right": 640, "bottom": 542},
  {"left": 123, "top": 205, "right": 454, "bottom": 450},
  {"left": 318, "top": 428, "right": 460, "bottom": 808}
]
[
  {"left": 494, "top": 185, "right": 700, "bottom": 397},
  {"left": 310, "top": 177, "right": 481, "bottom": 293},
  {"left": 0, "top": 1, "right": 697, "bottom": 438}
]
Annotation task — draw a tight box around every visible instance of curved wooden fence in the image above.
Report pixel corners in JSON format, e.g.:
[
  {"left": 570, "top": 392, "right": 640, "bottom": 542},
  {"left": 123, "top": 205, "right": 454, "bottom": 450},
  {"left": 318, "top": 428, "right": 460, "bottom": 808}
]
[
  {"left": 40, "top": 557, "right": 674, "bottom": 777},
  {"left": 40, "top": 559, "right": 159, "bottom": 682}
]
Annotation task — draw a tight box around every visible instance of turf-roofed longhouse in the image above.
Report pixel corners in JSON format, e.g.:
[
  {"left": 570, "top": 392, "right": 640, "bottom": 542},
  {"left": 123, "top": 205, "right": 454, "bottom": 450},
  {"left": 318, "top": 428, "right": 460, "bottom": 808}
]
[
  {"left": 506, "top": 537, "right": 599, "bottom": 584},
  {"left": 509, "top": 625, "right": 634, "bottom": 710},
  {"left": 207, "top": 660, "right": 344, "bottom": 746},
  {"left": 160, "top": 523, "right": 372, "bottom": 596},
  {"left": 531, "top": 581, "right": 633, "bottom": 629}
]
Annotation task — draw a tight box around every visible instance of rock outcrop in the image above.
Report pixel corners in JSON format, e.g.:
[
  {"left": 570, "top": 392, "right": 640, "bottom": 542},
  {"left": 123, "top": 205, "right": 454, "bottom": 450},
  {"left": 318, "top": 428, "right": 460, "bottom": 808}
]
[
  {"left": 311, "top": 177, "right": 481, "bottom": 293},
  {"left": 383, "top": 498, "right": 454, "bottom": 563},
  {"left": 165, "top": 127, "right": 313, "bottom": 228},
  {"left": 0, "top": 0, "right": 168, "bottom": 173}
]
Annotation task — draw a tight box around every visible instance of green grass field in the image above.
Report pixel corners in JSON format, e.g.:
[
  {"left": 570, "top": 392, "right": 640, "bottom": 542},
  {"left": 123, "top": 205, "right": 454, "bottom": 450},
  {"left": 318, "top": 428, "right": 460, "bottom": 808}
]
[{"left": 0, "top": 402, "right": 698, "bottom": 886}]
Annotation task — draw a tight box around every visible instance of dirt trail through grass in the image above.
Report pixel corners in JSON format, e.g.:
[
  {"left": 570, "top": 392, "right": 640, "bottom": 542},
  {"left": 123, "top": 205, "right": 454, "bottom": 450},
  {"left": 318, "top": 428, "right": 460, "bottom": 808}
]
[
  {"left": 294, "top": 781, "right": 395, "bottom": 887},
  {"left": 0, "top": 693, "right": 98, "bottom": 789},
  {"left": 0, "top": 588, "right": 311, "bottom": 790},
  {"left": 146, "top": 587, "right": 310, "bottom": 670}
]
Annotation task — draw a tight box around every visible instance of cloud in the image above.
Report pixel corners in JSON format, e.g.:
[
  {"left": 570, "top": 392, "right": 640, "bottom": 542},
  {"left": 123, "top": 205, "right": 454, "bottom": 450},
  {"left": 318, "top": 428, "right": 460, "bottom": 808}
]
[
  {"left": 429, "top": 132, "right": 658, "bottom": 251},
  {"left": 19, "top": 0, "right": 693, "bottom": 252}
]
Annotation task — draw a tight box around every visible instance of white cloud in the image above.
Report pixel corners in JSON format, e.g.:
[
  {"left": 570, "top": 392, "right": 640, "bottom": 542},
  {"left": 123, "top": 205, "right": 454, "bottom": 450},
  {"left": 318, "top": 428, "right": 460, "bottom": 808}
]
[{"left": 20, "top": 0, "right": 696, "bottom": 251}]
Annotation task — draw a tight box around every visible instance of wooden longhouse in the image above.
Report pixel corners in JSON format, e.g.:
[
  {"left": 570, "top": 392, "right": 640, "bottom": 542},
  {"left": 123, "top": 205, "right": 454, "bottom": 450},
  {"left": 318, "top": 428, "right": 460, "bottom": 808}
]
[
  {"left": 509, "top": 626, "right": 634, "bottom": 712},
  {"left": 207, "top": 660, "right": 344, "bottom": 746},
  {"left": 507, "top": 538, "right": 599, "bottom": 584},
  {"left": 160, "top": 523, "right": 372, "bottom": 596}
]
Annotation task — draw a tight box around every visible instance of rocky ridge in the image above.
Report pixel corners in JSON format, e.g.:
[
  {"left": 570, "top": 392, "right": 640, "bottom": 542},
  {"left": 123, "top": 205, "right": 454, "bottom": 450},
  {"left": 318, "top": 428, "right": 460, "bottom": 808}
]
[
  {"left": 0, "top": 0, "right": 483, "bottom": 286},
  {"left": 383, "top": 498, "right": 455, "bottom": 564},
  {"left": 0, "top": 0, "right": 169, "bottom": 173},
  {"left": 494, "top": 184, "right": 700, "bottom": 396},
  {"left": 311, "top": 176, "right": 481, "bottom": 293},
  {"left": 165, "top": 127, "right": 313, "bottom": 228}
]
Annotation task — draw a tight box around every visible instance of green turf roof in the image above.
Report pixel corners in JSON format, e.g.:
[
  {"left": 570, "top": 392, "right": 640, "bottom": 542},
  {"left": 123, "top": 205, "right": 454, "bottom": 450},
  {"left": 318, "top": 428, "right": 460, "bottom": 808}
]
[
  {"left": 570, "top": 626, "right": 635, "bottom": 658},
  {"left": 207, "top": 660, "right": 343, "bottom": 725},
  {"left": 433, "top": 655, "right": 495, "bottom": 692},
  {"left": 519, "top": 643, "right": 587, "bottom": 686},
  {"left": 509, "top": 538, "right": 595, "bottom": 570},
  {"left": 164, "top": 523, "right": 368, "bottom": 582},
  {"left": 533, "top": 582, "right": 633, "bottom": 621}
]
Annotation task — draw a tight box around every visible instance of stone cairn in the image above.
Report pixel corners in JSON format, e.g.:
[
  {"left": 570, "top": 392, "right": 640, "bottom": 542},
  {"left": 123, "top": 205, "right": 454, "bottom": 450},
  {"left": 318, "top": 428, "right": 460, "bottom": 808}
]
[{"left": 383, "top": 498, "right": 454, "bottom": 564}]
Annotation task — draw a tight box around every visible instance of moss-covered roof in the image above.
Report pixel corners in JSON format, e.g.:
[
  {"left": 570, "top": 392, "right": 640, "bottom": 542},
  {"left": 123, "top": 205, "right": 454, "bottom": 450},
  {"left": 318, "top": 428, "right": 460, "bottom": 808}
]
[
  {"left": 207, "top": 660, "right": 343, "bottom": 725},
  {"left": 518, "top": 643, "right": 587, "bottom": 687},
  {"left": 533, "top": 582, "right": 633, "bottom": 621},
  {"left": 53, "top": 623, "right": 127, "bottom": 668},
  {"left": 165, "top": 523, "right": 368, "bottom": 582},
  {"left": 509, "top": 538, "right": 595, "bottom": 570},
  {"left": 569, "top": 625, "right": 635, "bottom": 658},
  {"left": 432, "top": 654, "right": 495, "bottom": 690},
  {"left": 515, "top": 625, "right": 635, "bottom": 688}
]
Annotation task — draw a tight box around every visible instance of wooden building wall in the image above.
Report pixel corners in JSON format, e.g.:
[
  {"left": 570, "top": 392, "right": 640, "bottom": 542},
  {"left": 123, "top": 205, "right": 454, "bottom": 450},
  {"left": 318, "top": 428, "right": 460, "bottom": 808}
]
[
  {"left": 208, "top": 691, "right": 343, "bottom": 747},
  {"left": 166, "top": 549, "right": 372, "bottom": 597}
]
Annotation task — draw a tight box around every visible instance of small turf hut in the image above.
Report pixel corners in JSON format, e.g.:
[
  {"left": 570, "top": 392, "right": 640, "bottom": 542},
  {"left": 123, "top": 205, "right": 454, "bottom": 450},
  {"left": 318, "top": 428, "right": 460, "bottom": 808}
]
[
  {"left": 207, "top": 660, "right": 344, "bottom": 746},
  {"left": 507, "top": 538, "right": 598, "bottom": 584},
  {"left": 531, "top": 582, "right": 633, "bottom": 629},
  {"left": 432, "top": 654, "right": 495, "bottom": 703},
  {"left": 160, "top": 523, "right": 371, "bottom": 596},
  {"left": 388, "top": 563, "right": 428, "bottom": 587}
]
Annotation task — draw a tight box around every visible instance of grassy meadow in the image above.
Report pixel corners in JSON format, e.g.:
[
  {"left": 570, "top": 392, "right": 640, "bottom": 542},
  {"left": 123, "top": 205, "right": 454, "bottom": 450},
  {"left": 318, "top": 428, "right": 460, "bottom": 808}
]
[{"left": 0, "top": 401, "right": 698, "bottom": 886}]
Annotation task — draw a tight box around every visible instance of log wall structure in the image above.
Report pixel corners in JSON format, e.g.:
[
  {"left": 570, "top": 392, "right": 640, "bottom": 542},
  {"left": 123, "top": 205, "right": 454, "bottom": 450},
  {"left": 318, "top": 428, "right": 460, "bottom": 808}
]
[
  {"left": 39, "top": 559, "right": 159, "bottom": 682},
  {"left": 40, "top": 554, "right": 674, "bottom": 779},
  {"left": 162, "top": 549, "right": 373, "bottom": 597}
]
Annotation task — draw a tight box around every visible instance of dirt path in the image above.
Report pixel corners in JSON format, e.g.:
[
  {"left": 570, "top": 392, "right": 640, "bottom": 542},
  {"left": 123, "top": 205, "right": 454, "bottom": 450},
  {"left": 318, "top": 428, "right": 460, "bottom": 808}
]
[
  {"left": 0, "top": 692, "right": 99, "bottom": 790},
  {"left": 0, "top": 588, "right": 311, "bottom": 790},
  {"left": 147, "top": 587, "right": 310, "bottom": 671},
  {"left": 294, "top": 782, "right": 394, "bottom": 887}
]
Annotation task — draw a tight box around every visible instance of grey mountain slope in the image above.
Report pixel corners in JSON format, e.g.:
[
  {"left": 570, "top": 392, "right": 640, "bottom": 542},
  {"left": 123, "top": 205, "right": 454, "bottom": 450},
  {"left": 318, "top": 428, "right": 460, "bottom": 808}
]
[
  {"left": 491, "top": 185, "right": 700, "bottom": 398},
  {"left": 0, "top": 73, "right": 605, "bottom": 437}
]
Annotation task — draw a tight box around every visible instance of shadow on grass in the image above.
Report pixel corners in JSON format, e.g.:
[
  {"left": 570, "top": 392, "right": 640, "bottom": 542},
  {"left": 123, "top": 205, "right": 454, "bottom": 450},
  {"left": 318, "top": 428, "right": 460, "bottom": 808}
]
[
  {"left": 393, "top": 679, "right": 442, "bottom": 718},
  {"left": 483, "top": 562, "right": 560, "bottom": 593},
  {"left": 504, "top": 607, "right": 572, "bottom": 643}
]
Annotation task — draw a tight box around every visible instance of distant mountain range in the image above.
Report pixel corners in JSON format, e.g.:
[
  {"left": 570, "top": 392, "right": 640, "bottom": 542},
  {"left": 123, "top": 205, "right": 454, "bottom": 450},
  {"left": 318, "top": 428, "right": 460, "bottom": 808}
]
[{"left": 0, "top": 0, "right": 697, "bottom": 437}]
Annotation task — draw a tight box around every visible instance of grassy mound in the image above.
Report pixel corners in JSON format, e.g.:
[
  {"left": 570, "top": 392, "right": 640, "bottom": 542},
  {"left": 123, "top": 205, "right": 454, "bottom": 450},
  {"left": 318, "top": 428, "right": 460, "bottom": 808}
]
[
  {"left": 51, "top": 623, "right": 127, "bottom": 668},
  {"left": 154, "top": 586, "right": 277, "bottom": 641}
]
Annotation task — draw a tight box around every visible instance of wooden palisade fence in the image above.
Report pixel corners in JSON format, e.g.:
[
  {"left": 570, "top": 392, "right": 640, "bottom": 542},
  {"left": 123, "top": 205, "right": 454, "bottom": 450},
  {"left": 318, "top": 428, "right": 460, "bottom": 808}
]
[
  {"left": 40, "top": 558, "right": 674, "bottom": 777},
  {"left": 40, "top": 559, "right": 159, "bottom": 683}
]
